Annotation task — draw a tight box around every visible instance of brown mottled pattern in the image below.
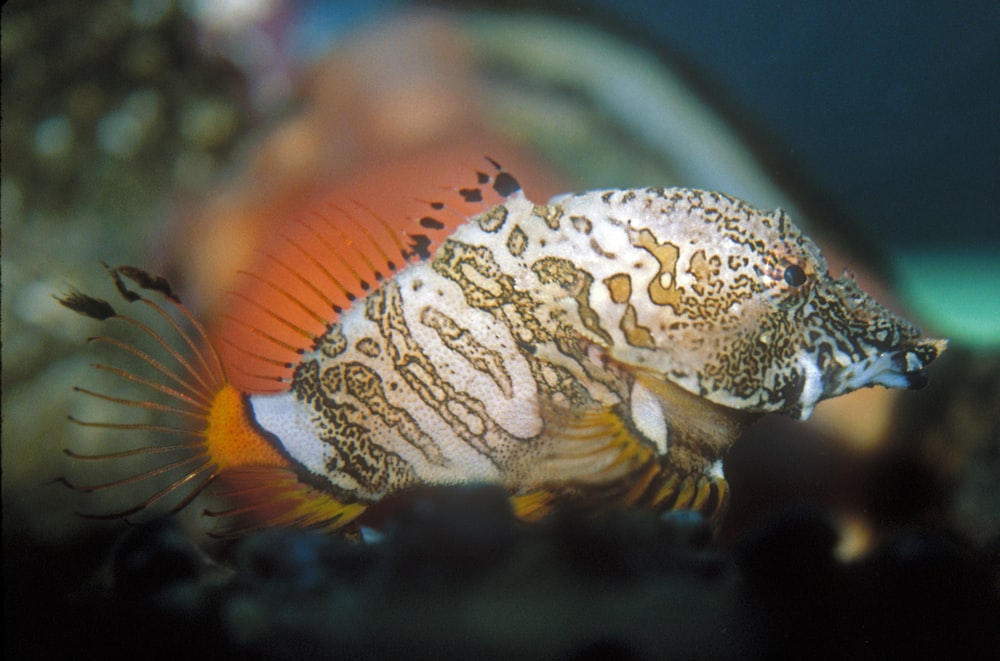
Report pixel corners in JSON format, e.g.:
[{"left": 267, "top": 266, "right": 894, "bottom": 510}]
[
  {"left": 365, "top": 281, "right": 520, "bottom": 460},
  {"left": 634, "top": 228, "right": 682, "bottom": 310},
  {"left": 620, "top": 304, "right": 656, "bottom": 349},
  {"left": 506, "top": 224, "right": 528, "bottom": 257},
  {"left": 532, "top": 204, "right": 563, "bottom": 230},
  {"left": 317, "top": 324, "right": 347, "bottom": 358},
  {"left": 355, "top": 337, "right": 381, "bottom": 358},
  {"left": 603, "top": 273, "right": 632, "bottom": 304},
  {"left": 477, "top": 205, "right": 508, "bottom": 233},
  {"left": 433, "top": 239, "right": 593, "bottom": 407},
  {"left": 433, "top": 239, "right": 547, "bottom": 341},
  {"left": 531, "top": 256, "right": 614, "bottom": 346},
  {"left": 292, "top": 359, "right": 418, "bottom": 496},
  {"left": 323, "top": 361, "right": 445, "bottom": 465},
  {"left": 419, "top": 306, "right": 514, "bottom": 397},
  {"left": 570, "top": 215, "right": 593, "bottom": 235}
]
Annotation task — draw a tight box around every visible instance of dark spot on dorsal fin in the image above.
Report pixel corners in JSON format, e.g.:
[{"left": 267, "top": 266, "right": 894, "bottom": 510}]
[
  {"left": 114, "top": 266, "right": 180, "bottom": 302},
  {"left": 419, "top": 216, "right": 446, "bottom": 230},
  {"left": 405, "top": 234, "right": 433, "bottom": 261},
  {"left": 55, "top": 290, "right": 117, "bottom": 320},
  {"left": 492, "top": 171, "right": 521, "bottom": 198},
  {"left": 459, "top": 187, "right": 482, "bottom": 203},
  {"left": 103, "top": 262, "right": 141, "bottom": 302}
]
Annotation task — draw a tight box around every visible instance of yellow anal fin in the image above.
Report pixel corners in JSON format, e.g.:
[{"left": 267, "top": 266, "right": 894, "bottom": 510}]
[
  {"left": 205, "top": 467, "right": 367, "bottom": 537},
  {"left": 646, "top": 471, "right": 730, "bottom": 523},
  {"left": 509, "top": 466, "right": 729, "bottom": 525},
  {"left": 509, "top": 489, "right": 560, "bottom": 523}
]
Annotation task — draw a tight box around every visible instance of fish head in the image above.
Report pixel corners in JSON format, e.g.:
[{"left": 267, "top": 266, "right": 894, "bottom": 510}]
[
  {"left": 775, "top": 271, "right": 948, "bottom": 419},
  {"left": 683, "top": 201, "right": 946, "bottom": 420},
  {"left": 623, "top": 190, "right": 947, "bottom": 420}
]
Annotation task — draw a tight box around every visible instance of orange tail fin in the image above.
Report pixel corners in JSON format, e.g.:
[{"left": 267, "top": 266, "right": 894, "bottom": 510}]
[{"left": 58, "top": 265, "right": 364, "bottom": 535}]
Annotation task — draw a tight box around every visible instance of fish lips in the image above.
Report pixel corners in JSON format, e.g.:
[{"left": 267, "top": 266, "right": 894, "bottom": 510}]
[{"left": 826, "top": 337, "right": 948, "bottom": 396}]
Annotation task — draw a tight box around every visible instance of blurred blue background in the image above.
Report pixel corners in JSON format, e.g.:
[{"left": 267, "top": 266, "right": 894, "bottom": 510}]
[
  {"left": 290, "top": 0, "right": 1000, "bottom": 251},
  {"left": 585, "top": 0, "right": 999, "bottom": 250}
]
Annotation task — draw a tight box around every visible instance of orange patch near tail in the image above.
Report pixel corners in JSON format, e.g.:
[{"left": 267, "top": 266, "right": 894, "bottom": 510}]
[{"left": 205, "top": 384, "right": 289, "bottom": 471}]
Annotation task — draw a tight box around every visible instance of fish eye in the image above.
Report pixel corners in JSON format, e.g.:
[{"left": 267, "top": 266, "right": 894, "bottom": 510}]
[{"left": 783, "top": 263, "right": 807, "bottom": 287}]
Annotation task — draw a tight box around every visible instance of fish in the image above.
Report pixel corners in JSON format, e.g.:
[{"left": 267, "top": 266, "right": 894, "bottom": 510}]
[{"left": 58, "top": 158, "right": 947, "bottom": 535}]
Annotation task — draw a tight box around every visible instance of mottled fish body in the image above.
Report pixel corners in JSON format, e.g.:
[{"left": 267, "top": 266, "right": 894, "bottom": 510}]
[{"left": 60, "top": 161, "right": 946, "bottom": 533}]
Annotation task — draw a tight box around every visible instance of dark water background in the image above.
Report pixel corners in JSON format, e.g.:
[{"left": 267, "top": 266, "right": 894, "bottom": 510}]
[{"left": 563, "top": 0, "right": 1000, "bottom": 250}]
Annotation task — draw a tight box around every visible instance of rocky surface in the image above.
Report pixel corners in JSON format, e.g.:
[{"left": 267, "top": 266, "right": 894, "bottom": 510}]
[{"left": 6, "top": 486, "right": 999, "bottom": 660}]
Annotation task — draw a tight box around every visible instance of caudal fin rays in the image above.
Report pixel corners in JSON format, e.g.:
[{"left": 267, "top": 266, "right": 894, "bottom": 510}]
[{"left": 57, "top": 267, "right": 226, "bottom": 523}]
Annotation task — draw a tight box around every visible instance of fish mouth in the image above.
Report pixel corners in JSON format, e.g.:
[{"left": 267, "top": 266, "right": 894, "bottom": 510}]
[{"left": 828, "top": 338, "right": 948, "bottom": 395}]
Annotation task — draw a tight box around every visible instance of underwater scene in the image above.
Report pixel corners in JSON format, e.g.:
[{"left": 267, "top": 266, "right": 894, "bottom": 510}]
[{"left": 3, "top": 1, "right": 999, "bottom": 658}]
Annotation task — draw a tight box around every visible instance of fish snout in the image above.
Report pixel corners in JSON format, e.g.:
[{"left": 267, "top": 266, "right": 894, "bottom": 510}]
[
  {"left": 892, "top": 337, "right": 948, "bottom": 389},
  {"left": 833, "top": 337, "right": 947, "bottom": 394}
]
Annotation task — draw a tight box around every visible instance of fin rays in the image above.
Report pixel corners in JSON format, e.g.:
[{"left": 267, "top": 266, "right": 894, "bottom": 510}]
[
  {"left": 218, "top": 157, "right": 520, "bottom": 393},
  {"left": 524, "top": 398, "right": 729, "bottom": 522},
  {"left": 204, "top": 468, "right": 367, "bottom": 537},
  {"left": 58, "top": 266, "right": 226, "bottom": 524},
  {"left": 85, "top": 336, "right": 214, "bottom": 409}
]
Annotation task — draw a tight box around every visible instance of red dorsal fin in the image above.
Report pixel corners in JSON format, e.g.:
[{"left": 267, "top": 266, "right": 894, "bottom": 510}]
[{"left": 216, "top": 156, "right": 524, "bottom": 393}]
